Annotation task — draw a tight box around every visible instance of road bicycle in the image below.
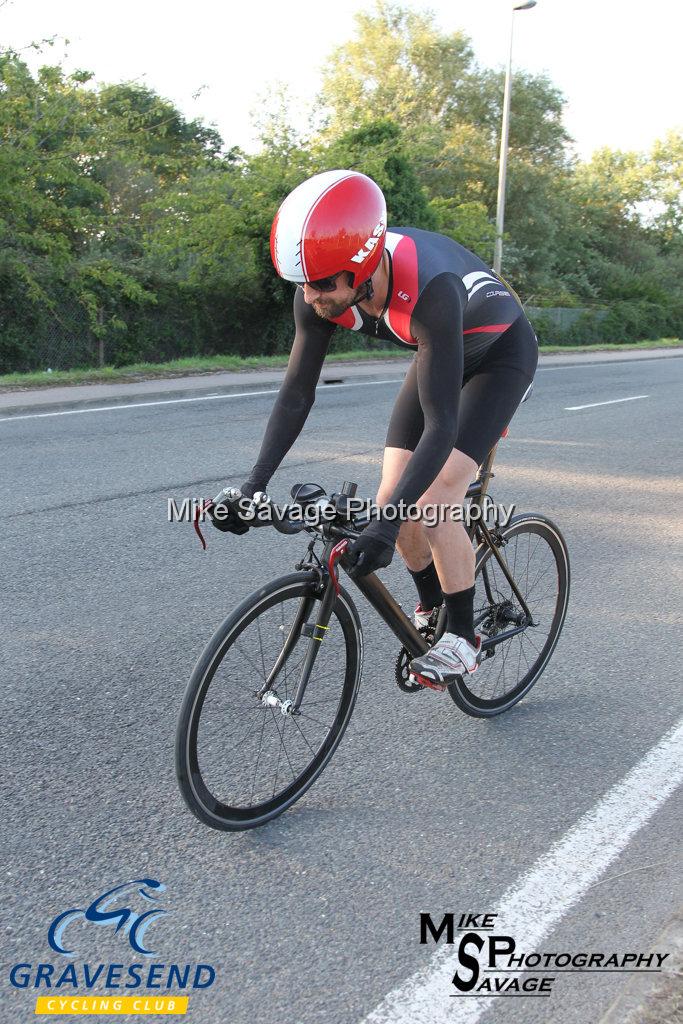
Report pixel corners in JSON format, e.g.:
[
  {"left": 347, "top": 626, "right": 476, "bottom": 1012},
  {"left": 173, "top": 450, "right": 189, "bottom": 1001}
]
[{"left": 176, "top": 429, "right": 570, "bottom": 832}]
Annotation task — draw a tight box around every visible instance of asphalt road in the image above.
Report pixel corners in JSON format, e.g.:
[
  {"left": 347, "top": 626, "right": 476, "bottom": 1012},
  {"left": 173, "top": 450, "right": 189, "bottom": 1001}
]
[{"left": 2, "top": 354, "right": 682, "bottom": 1024}]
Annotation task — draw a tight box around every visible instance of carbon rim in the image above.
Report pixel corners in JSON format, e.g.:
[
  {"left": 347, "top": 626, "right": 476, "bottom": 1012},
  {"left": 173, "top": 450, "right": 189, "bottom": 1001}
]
[
  {"left": 448, "top": 516, "right": 569, "bottom": 715},
  {"left": 177, "top": 580, "right": 361, "bottom": 829}
]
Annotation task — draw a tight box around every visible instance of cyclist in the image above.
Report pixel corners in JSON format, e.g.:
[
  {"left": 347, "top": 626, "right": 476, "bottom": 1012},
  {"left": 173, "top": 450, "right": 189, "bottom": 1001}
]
[{"left": 212, "top": 169, "right": 538, "bottom": 687}]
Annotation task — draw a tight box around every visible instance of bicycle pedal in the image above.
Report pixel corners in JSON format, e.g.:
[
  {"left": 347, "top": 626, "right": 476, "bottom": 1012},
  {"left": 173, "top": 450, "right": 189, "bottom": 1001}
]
[{"left": 409, "top": 671, "right": 449, "bottom": 693}]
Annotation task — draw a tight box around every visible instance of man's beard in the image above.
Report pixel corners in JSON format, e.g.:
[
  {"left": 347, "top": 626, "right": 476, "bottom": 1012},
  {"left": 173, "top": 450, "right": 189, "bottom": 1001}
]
[{"left": 311, "top": 284, "right": 366, "bottom": 320}]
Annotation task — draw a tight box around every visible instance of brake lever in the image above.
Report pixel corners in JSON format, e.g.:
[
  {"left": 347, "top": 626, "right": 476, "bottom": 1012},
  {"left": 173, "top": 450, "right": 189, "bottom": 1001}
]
[
  {"left": 193, "top": 498, "right": 215, "bottom": 550},
  {"left": 327, "top": 539, "right": 349, "bottom": 596},
  {"left": 193, "top": 485, "right": 242, "bottom": 550}
]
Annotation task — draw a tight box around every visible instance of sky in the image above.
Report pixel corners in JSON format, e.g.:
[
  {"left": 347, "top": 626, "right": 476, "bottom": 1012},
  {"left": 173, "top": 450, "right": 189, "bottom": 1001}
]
[{"left": 2, "top": 0, "right": 681, "bottom": 160}]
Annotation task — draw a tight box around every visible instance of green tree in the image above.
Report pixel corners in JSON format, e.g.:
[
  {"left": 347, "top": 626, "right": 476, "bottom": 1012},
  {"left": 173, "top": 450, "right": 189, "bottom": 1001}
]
[
  {"left": 0, "top": 45, "right": 232, "bottom": 369},
  {"left": 317, "top": 1, "right": 574, "bottom": 286},
  {"left": 642, "top": 131, "right": 682, "bottom": 247},
  {"left": 0, "top": 49, "right": 109, "bottom": 367},
  {"left": 316, "top": 120, "right": 436, "bottom": 227},
  {"left": 318, "top": 1, "right": 475, "bottom": 137}
]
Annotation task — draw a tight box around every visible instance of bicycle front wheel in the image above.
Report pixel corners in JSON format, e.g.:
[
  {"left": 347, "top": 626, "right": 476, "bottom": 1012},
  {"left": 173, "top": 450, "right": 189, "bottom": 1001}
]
[
  {"left": 176, "top": 573, "right": 363, "bottom": 831},
  {"left": 448, "top": 513, "right": 570, "bottom": 717}
]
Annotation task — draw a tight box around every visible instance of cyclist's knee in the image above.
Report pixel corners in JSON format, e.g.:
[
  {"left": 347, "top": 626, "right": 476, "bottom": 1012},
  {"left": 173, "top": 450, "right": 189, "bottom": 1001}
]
[
  {"left": 378, "top": 447, "right": 413, "bottom": 505},
  {"left": 396, "top": 519, "right": 430, "bottom": 565},
  {"left": 419, "top": 449, "right": 477, "bottom": 507},
  {"left": 376, "top": 480, "right": 394, "bottom": 506},
  {"left": 396, "top": 518, "right": 425, "bottom": 545}
]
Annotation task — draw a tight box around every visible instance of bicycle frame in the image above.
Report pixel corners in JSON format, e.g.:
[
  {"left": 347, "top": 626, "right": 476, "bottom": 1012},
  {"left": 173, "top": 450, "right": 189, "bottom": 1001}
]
[{"left": 271, "top": 440, "right": 534, "bottom": 712}]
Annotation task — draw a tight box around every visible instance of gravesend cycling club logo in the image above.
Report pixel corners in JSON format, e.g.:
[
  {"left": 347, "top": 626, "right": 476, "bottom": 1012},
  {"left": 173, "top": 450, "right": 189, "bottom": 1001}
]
[
  {"left": 8, "top": 877, "right": 217, "bottom": 1016},
  {"left": 420, "top": 911, "right": 670, "bottom": 998},
  {"left": 48, "top": 878, "right": 168, "bottom": 956}
]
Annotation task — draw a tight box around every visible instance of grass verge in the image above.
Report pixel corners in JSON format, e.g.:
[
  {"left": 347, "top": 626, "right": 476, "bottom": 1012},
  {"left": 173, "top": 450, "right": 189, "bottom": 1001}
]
[{"left": 1, "top": 338, "right": 680, "bottom": 391}]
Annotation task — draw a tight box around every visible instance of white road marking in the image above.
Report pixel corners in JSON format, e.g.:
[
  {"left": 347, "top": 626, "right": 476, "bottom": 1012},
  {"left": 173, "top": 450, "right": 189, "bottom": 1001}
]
[
  {"left": 361, "top": 716, "right": 683, "bottom": 1024},
  {"left": 506, "top": 438, "right": 599, "bottom": 447},
  {"left": 565, "top": 395, "right": 649, "bottom": 410},
  {"left": 0, "top": 360, "right": 664, "bottom": 424},
  {"left": 0, "top": 379, "right": 405, "bottom": 423}
]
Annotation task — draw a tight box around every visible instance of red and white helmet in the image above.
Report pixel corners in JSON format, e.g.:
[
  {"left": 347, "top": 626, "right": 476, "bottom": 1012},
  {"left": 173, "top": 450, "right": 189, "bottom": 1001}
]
[{"left": 270, "top": 170, "right": 387, "bottom": 287}]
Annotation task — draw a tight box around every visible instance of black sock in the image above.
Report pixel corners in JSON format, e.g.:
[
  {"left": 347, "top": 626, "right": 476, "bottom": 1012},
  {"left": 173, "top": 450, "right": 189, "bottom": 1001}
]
[
  {"left": 444, "top": 586, "right": 476, "bottom": 645},
  {"left": 408, "top": 561, "right": 443, "bottom": 611}
]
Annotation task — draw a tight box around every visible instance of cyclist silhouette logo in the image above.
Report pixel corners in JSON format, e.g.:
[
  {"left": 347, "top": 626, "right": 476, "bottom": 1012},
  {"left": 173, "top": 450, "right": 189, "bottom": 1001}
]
[{"left": 48, "top": 879, "right": 168, "bottom": 957}]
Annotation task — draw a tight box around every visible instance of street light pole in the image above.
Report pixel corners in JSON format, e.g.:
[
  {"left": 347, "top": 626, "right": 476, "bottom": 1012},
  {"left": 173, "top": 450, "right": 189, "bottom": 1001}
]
[{"left": 493, "top": 0, "right": 537, "bottom": 276}]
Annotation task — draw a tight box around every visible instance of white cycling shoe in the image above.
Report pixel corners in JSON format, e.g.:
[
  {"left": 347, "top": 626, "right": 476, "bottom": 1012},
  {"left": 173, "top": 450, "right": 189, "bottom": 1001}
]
[
  {"left": 409, "top": 631, "right": 482, "bottom": 690},
  {"left": 414, "top": 603, "right": 436, "bottom": 630}
]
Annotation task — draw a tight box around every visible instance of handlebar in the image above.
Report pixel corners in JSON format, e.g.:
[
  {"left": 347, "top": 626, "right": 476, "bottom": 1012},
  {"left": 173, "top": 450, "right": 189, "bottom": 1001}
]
[{"left": 194, "top": 484, "right": 368, "bottom": 549}]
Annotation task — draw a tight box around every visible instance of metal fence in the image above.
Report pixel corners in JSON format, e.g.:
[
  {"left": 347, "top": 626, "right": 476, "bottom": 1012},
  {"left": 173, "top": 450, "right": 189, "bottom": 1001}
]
[
  {"left": 0, "top": 303, "right": 100, "bottom": 375},
  {"left": 1, "top": 302, "right": 206, "bottom": 374},
  {"left": 0, "top": 303, "right": 631, "bottom": 375},
  {"left": 28, "top": 316, "right": 99, "bottom": 372},
  {"left": 525, "top": 306, "right": 608, "bottom": 331}
]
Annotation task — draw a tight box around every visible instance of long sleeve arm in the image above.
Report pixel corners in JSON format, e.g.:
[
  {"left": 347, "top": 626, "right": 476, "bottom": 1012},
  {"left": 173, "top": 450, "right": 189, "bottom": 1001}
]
[
  {"left": 378, "top": 273, "right": 466, "bottom": 540},
  {"left": 242, "top": 288, "right": 335, "bottom": 496}
]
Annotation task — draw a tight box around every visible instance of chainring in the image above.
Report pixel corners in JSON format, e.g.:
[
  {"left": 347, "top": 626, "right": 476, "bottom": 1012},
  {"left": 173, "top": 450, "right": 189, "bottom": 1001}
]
[
  {"left": 395, "top": 617, "right": 440, "bottom": 694},
  {"left": 395, "top": 646, "right": 423, "bottom": 693}
]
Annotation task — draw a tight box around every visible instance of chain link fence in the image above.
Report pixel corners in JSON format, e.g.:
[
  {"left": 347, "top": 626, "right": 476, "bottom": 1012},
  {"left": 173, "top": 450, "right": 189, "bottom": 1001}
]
[
  {"left": 27, "top": 310, "right": 99, "bottom": 372},
  {"left": 525, "top": 306, "right": 612, "bottom": 345},
  {"left": 0, "top": 301, "right": 671, "bottom": 375},
  {"left": 525, "top": 306, "right": 606, "bottom": 332},
  {"left": 0, "top": 300, "right": 397, "bottom": 374},
  {"left": 0, "top": 301, "right": 98, "bottom": 375},
  {"left": 0, "top": 301, "right": 215, "bottom": 374}
]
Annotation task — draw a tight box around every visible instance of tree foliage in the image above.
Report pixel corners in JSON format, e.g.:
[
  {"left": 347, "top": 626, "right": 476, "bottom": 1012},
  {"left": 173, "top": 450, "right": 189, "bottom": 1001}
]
[
  {"left": 1, "top": 7, "right": 681, "bottom": 373},
  {"left": 318, "top": 1, "right": 476, "bottom": 136}
]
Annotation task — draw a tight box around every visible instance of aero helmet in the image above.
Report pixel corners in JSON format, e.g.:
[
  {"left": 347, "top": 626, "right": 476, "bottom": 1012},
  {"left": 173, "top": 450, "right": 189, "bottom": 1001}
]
[{"left": 270, "top": 170, "right": 387, "bottom": 287}]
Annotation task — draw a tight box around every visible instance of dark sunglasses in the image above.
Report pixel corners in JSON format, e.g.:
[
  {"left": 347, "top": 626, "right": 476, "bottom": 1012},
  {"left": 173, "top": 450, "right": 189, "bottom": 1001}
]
[{"left": 299, "top": 271, "right": 346, "bottom": 293}]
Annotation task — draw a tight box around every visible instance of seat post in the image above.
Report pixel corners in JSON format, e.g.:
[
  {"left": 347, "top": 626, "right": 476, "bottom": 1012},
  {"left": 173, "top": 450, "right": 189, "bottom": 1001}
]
[{"left": 475, "top": 443, "right": 499, "bottom": 501}]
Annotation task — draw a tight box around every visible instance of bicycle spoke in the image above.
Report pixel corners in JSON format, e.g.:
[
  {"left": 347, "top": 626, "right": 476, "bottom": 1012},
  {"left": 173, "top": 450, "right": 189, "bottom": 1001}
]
[
  {"left": 186, "top": 585, "right": 356, "bottom": 816},
  {"left": 232, "top": 637, "right": 270, "bottom": 683},
  {"left": 296, "top": 710, "right": 335, "bottom": 730},
  {"left": 290, "top": 714, "right": 319, "bottom": 758},
  {"left": 272, "top": 716, "right": 284, "bottom": 797},
  {"left": 248, "top": 710, "right": 269, "bottom": 804},
  {"left": 456, "top": 520, "right": 566, "bottom": 710},
  {"left": 518, "top": 639, "right": 533, "bottom": 674},
  {"left": 280, "top": 603, "right": 289, "bottom": 701},
  {"left": 269, "top": 709, "right": 298, "bottom": 788},
  {"left": 220, "top": 711, "right": 265, "bottom": 752},
  {"left": 520, "top": 629, "right": 544, "bottom": 657},
  {"left": 255, "top": 616, "right": 268, "bottom": 680},
  {"left": 525, "top": 560, "right": 555, "bottom": 601},
  {"left": 276, "top": 720, "right": 300, "bottom": 785},
  {"left": 294, "top": 700, "right": 342, "bottom": 712}
]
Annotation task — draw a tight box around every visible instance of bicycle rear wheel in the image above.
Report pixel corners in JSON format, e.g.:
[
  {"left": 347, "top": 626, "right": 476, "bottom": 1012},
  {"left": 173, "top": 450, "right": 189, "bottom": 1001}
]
[
  {"left": 176, "top": 573, "right": 363, "bottom": 830},
  {"left": 447, "top": 514, "right": 570, "bottom": 717}
]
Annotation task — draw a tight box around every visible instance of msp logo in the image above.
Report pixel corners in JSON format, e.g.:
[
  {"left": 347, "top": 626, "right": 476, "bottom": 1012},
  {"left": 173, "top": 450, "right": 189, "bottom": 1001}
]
[
  {"left": 419, "top": 911, "right": 670, "bottom": 1000},
  {"left": 48, "top": 879, "right": 168, "bottom": 957},
  {"left": 9, "top": 877, "right": 217, "bottom": 1017}
]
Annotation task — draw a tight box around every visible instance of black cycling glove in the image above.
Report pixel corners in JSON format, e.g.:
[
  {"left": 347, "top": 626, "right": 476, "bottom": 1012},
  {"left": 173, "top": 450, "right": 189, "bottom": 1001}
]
[
  {"left": 346, "top": 521, "right": 397, "bottom": 579},
  {"left": 208, "top": 494, "right": 251, "bottom": 535}
]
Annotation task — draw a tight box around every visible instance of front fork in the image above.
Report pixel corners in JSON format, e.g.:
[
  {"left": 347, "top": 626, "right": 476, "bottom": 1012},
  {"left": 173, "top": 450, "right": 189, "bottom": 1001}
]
[{"left": 256, "top": 540, "right": 347, "bottom": 714}]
